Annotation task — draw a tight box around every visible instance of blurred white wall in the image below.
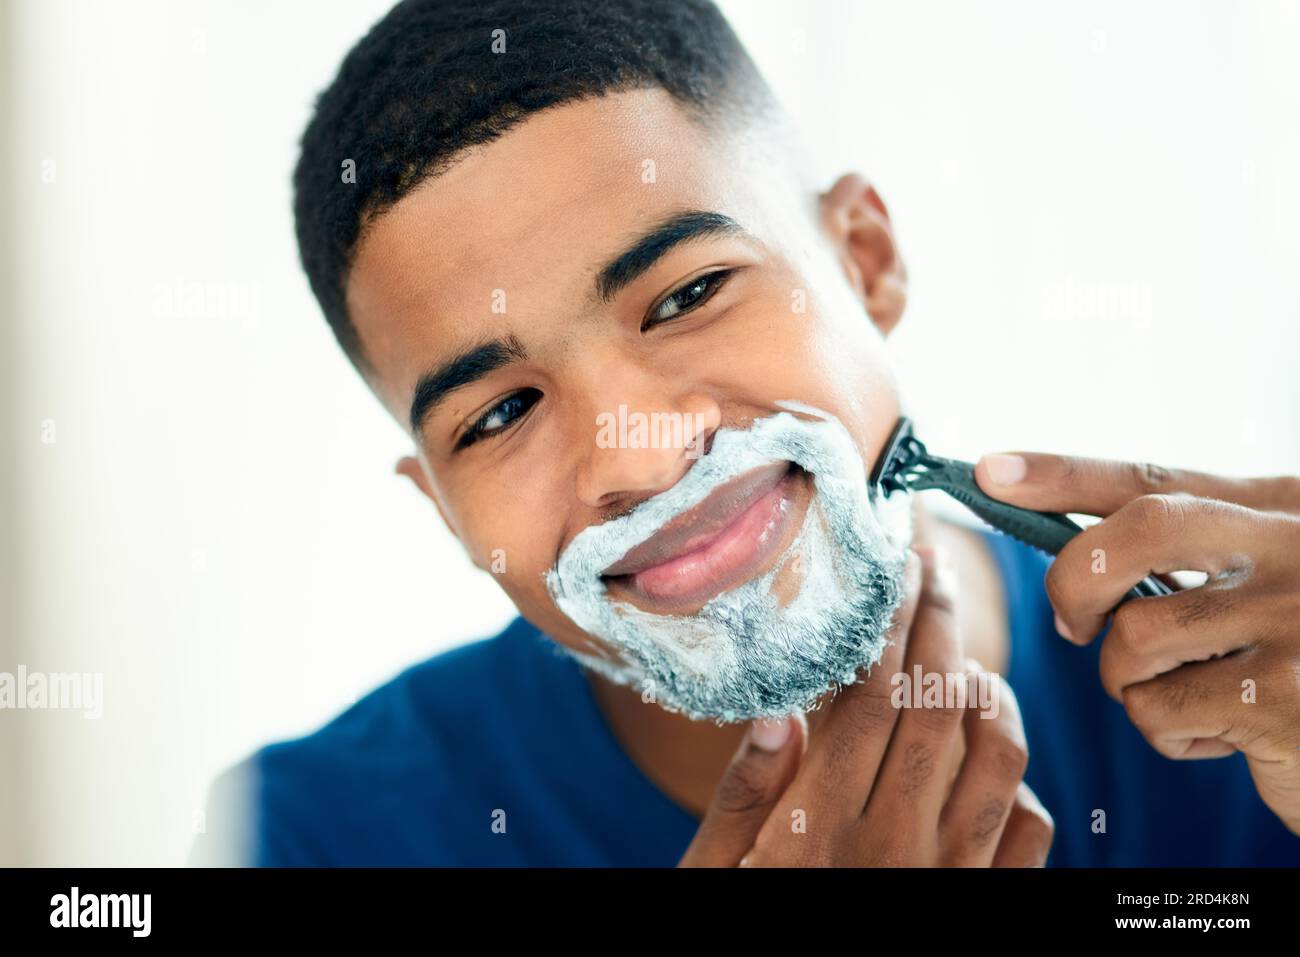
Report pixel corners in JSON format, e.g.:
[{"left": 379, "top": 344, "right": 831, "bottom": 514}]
[
  {"left": 1, "top": 0, "right": 1296, "bottom": 865},
  {"left": 724, "top": 0, "right": 1300, "bottom": 470}
]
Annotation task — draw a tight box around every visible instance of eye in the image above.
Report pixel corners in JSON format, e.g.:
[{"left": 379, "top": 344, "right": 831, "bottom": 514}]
[
  {"left": 455, "top": 388, "right": 541, "bottom": 450},
  {"left": 644, "top": 268, "right": 737, "bottom": 330}
]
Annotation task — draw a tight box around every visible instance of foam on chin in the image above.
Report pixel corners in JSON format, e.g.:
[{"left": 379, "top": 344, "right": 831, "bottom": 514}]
[{"left": 545, "top": 401, "right": 913, "bottom": 723}]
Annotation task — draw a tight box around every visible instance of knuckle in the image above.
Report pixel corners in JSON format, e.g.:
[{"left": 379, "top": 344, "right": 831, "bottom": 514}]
[
  {"left": 967, "top": 796, "right": 1010, "bottom": 848},
  {"left": 714, "top": 761, "right": 774, "bottom": 815},
  {"left": 819, "top": 689, "right": 896, "bottom": 779},
  {"left": 987, "top": 736, "right": 1030, "bottom": 782},
  {"left": 1157, "top": 676, "right": 1207, "bottom": 714},
  {"left": 1130, "top": 493, "right": 1186, "bottom": 544},
  {"left": 1131, "top": 460, "right": 1174, "bottom": 495},
  {"left": 1107, "top": 602, "right": 1146, "bottom": 656},
  {"left": 910, "top": 704, "right": 965, "bottom": 737},
  {"left": 988, "top": 672, "right": 1022, "bottom": 725},
  {"left": 1171, "top": 581, "right": 1235, "bottom": 628},
  {"left": 897, "top": 740, "right": 938, "bottom": 796},
  {"left": 1120, "top": 682, "right": 1153, "bottom": 724},
  {"left": 1058, "top": 456, "right": 1081, "bottom": 486},
  {"left": 1122, "top": 674, "right": 1207, "bottom": 723},
  {"left": 837, "top": 679, "right": 897, "bottom": 734},
  {"left": 1228, "top": 708, "right": 1273, "bottom": 754}
]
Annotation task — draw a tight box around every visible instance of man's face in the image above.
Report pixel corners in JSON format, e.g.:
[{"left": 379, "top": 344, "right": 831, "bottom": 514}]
[{"left": 346, "top": 87, "right": 902, "bottom": 667}]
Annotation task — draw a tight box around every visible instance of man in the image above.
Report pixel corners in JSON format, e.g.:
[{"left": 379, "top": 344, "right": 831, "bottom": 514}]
[{"left": 191, "top": 0, "right": 1300, "bottom": 866}]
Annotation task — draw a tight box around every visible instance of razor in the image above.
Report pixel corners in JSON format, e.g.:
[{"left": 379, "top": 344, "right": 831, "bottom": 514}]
[{"left": 869, "top": 416, "right": 1173, "bottom": 603}]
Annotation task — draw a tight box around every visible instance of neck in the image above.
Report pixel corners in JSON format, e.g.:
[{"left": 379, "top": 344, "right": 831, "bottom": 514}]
[{"left": 582, "top": 503, "right": 1007, "bottom": 820}]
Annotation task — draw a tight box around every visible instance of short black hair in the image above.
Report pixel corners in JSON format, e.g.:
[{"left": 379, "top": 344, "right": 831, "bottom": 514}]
[{"left": 292, "top": 0, "right": 778, "bottom": 378}]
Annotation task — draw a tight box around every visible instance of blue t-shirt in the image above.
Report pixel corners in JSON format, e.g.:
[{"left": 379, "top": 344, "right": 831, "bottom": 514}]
[{"left": 191, "top": 528, "right": 1300, "bottom": 866}]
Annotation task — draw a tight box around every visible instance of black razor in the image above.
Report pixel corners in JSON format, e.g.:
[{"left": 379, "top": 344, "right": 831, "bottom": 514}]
[{"left": 869, "top": 417, "right": 1172, "bottom": 603}]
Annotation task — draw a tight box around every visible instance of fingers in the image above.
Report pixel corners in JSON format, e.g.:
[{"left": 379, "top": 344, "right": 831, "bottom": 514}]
[
  {"left": 788, "top": 549, "right": 923, "bottom": 822},
  {"left": 678, "top": 714, "right": 806, "bottom": 867},
  {"left": 974, "top": 452, "right": 1298, "bottom": 517},
  {"left": 698, "top": 544, "right": 1054, "bottom": 868},
  {"left": 1095, "top": 576, "right": 1259, "bottom": 701},
  {"left": 862, "top": 546, "right": 967, "bottom": 841},
  {"left": 1045, "top": 494, "right": 1265, "bottom": 644},
  {"left": 1120, "top": 642, "right": 1298, "bottom": 763},
  {"left": 937, "top": 671, "right": 1032, "bottom": 866},
  {"left": 991, "top": 783, "right": 1054, "bottom": 867},
  {"left": 1117, "top": 656, "right": 1245, "bottom": 761}
]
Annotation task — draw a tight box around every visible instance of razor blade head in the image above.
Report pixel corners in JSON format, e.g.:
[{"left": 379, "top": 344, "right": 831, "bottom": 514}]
[{"left": 869, "top": 416, "right": 923, "bottom": 499}]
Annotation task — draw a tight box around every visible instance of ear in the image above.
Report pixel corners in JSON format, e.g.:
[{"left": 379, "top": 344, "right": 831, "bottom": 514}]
[
  {"left": 395, "top": 453, "right": 466, "bottom": 550},
  {"left": 819, "top": 172, "right": 908, "bottom": 336}
]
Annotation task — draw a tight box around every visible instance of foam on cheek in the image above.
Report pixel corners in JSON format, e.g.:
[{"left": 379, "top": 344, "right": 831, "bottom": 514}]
[{"left": 544, "top": 401, "right": 912, "bottom": 722}]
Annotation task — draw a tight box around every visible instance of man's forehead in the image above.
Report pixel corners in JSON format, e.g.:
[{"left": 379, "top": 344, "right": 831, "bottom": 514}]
[{"left": 345, "top": 88, "right": 756, "bottom": 414}]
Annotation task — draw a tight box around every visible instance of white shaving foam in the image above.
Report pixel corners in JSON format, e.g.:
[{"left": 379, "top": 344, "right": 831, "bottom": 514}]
[{"left": 545, "top": 401, "right": 913, "bottom": 723}]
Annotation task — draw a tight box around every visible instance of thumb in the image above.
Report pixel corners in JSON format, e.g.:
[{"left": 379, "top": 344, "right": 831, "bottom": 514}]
[
  {"left": 677, "top": 714, "right": 805, "bottom": 867},
  {"left": 973, "top": 451, "right": 1294, "bottom": 517}
]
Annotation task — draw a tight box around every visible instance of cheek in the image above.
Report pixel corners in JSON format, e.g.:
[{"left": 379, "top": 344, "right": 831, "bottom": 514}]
[
  {"left": 441, "top": 469, "right": 593, "bottom": 625},
  {"left": 449, "top": 480, "right": 604, "bottom": 652},
  {"left": 721, "top": 269, "right": 899, "bottom": 452},
  {"left": 451, "top": 483, "right": 556, "bottom": 581}
]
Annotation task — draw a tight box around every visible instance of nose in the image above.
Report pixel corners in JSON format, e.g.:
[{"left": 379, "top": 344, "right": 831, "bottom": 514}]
[{"left": 573, "top": 377, "right": 722, "bottom": 511}]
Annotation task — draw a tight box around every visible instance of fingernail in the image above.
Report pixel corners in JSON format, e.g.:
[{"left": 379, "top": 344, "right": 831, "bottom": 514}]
[
  {"left": 1053, "top": 612, "right": 1073, "bottom": 641},
  {"left": 749, "top": 717, "right": 792, "bottom": 752},
  {"left": 983, "top": 453, "right": 1027, "bottom": 485}
]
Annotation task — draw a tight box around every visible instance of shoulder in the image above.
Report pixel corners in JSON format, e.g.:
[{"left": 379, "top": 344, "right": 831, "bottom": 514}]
[{"left": 189, "top": 616, "right": 556, "bottom": 866}]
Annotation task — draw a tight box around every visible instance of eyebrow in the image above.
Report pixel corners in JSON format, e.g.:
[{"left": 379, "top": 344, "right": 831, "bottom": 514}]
[
  {"left": 595, "top": 209, "right": 745, "bottom": 302},
  {"left": 409, "top": 335, "right": 528, "bottom": 434},
  {"left": 409, "top": 209, "right": 746, "bottom": 435}
]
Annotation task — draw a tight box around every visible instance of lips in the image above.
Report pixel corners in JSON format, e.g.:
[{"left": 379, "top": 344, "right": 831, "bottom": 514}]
[{"left": 600, "top": 460, "right": 808, "bottom": 612}]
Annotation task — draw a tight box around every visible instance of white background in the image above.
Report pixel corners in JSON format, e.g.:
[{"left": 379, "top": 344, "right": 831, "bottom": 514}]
[{"left": 2, "top": 0, "right": 1297, "bottom": 864}]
